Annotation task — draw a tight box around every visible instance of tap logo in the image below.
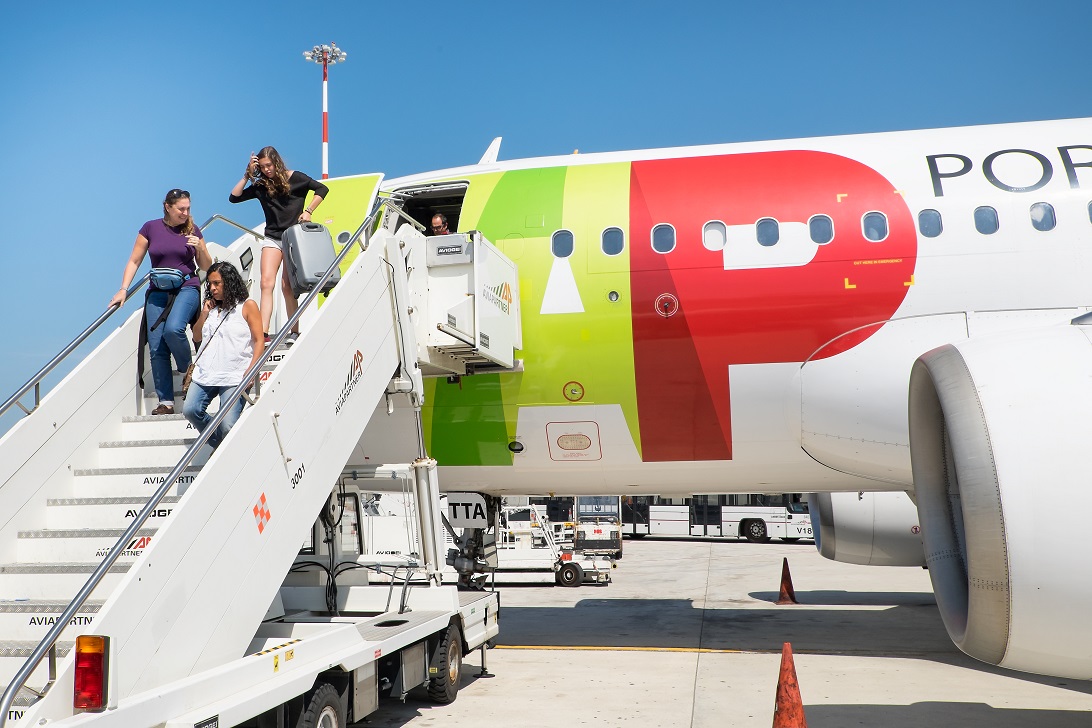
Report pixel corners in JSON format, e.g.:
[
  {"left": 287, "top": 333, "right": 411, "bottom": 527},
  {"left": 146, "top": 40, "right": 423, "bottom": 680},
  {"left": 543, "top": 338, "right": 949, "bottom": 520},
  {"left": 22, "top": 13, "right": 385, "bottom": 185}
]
[
  {"left": 483, "top": 281, "right": 513, "bottom": 315},
  {"left": 335, "top": 350, "right": 365, "bottom": 415}
]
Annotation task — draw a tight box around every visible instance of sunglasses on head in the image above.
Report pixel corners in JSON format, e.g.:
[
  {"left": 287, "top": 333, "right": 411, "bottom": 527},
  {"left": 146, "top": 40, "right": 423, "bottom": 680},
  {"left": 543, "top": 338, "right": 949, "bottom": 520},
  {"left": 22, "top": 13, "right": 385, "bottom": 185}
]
[{"left": 167, "top": 189, "right": 190, "bottom": 199}]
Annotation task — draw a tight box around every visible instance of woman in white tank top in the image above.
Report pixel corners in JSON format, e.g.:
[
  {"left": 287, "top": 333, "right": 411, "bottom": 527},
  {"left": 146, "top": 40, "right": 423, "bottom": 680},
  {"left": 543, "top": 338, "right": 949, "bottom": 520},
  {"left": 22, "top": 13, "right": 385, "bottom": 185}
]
[{"left": 182, "top": 262, "right": 265, "bottom": 449}]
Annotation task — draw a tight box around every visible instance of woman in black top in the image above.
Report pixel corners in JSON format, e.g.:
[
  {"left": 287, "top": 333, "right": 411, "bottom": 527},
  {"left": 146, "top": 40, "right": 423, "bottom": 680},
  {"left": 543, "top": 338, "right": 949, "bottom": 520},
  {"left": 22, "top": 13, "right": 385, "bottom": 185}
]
[{"left": 229, "top": 146, "right": 329, "bottom": 343}]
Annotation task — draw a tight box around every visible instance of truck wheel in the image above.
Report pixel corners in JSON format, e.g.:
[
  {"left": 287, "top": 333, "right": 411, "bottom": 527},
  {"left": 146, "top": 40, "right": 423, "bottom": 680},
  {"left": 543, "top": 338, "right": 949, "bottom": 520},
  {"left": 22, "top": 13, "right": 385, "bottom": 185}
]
[
  {"left": 427, "top": 623, "right": 463, "bottom": 704},
  {"left": 744, "top": 520, "right": 769, "bottom": 543},
  {"left": 295, "top": 683, "right": 343, "bottom": 728},
  {"left": 557, "top": 562, "right": 583, "bottom": 587}
]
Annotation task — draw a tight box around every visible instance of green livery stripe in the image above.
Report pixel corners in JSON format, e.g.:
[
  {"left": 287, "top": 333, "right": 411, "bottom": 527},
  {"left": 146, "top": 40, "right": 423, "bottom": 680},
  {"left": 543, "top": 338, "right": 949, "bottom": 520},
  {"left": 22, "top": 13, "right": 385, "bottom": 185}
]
[
  {"left": 560, "top": 162, "right": 639, "bottom": 455},
  {"left": 423, "top": 162, "right": 641, "bottom": 466},
  {"left": 304, "top": 173, "right": 383, "bottom": 310}
]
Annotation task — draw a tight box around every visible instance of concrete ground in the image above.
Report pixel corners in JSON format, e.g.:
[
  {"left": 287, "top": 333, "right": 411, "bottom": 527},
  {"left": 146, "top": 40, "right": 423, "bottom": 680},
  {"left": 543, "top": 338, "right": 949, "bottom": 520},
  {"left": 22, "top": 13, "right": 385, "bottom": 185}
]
[{"left": 356, "top": 538, "right": 1092, "bottom": 727}]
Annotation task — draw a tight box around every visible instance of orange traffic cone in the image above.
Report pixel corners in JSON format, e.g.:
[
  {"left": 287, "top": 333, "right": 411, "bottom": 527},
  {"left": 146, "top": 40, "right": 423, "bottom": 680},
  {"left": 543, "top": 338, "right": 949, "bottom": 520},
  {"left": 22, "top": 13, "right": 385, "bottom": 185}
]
[
  {"left": 772, "top": 642, "right": 807, "bottom": 728},
  {"left": 776, "top": 557, "right": 798, "bottom": 605}
]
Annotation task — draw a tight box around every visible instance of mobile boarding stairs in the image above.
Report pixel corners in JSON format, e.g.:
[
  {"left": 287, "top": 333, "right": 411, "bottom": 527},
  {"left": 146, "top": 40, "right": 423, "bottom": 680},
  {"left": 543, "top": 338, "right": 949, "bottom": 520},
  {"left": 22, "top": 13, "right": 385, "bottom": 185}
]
[{"left": 0, "top": 183, "right": 519, "bottom": 727}]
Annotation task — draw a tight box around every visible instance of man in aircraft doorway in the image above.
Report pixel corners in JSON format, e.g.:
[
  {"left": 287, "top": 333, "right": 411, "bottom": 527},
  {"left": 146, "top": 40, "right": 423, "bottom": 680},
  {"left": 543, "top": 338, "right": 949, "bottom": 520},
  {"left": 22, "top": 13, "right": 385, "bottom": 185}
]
[{"left": 430, "top": 213, "right": 451, "bottom": 236}]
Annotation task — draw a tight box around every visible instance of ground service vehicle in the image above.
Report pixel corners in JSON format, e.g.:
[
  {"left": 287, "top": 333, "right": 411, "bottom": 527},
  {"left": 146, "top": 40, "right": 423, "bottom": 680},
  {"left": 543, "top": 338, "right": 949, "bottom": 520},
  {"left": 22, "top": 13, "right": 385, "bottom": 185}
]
[
  {"left": 529, "top": 496, "right": 624, "bottom": 559},
  {"left": 346, "top": 494, "right": 613, "bottom": 587},
  {"left": 0, "top": 194, "right": 505, "bottom": 727}
]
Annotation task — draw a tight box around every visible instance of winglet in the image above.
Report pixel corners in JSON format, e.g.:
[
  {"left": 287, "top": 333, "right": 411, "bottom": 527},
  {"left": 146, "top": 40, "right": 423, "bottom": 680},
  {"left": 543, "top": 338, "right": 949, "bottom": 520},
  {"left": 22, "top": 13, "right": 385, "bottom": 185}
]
[{"left": 478, "top": 137, "right": 502, "bottom": 165}]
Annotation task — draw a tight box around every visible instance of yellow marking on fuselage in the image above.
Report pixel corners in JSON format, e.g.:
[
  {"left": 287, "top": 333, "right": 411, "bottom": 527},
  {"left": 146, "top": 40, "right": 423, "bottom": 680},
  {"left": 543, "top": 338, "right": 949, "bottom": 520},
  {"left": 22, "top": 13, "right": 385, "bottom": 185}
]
[
  {"left": 905, "top": 275, "right": 915, "bottom": 286},
  {"left": 844, "top": 278, "right": 856, "bottom": 289},
  {"left": 837, "top": 193, "right": 849, "bottom": 202}
]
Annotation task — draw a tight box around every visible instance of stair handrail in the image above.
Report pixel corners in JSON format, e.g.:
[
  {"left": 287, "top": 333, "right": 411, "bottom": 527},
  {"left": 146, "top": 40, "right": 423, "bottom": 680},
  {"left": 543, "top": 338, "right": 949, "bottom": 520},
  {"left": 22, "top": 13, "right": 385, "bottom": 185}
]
[
  {"left": 0, "top": 200, "right": 384, "bottom": 727},
  {"left": 0, "top": 214, "right": 265, "bottom": 422},
  {"left": 0, "top": 274, "right": 150, "bottom": 420}
]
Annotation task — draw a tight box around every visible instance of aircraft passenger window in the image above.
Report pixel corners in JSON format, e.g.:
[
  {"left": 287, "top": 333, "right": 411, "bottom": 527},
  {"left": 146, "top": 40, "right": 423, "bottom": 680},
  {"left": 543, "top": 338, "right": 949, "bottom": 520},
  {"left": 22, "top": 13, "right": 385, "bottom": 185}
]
[
  {"left": 1030, "top": 202, "right": 1056, "bottom": 232},
  {"left": 601, "top": 227, "right": 625, "bottom": 256},
  {"left": 808, "top": 215, "right": 834, "bottom": 244},
  {"left": 974, "top": 206, "right": 999, "bottom": 235},
  {"left": 1088, "top": 201, "right": 1092, "bottom": 225},
  {"left": 918, "top": 209, "right": 943, "bottom": 238},
  {"left": 551, "top": 229, "right": 575, "bottom": 258},
  {"left": 703, "top": 221, "right": 727, "bottom": 250},
  {"left": 651, "top": 224, "right": 676, "bottom": 253},
  {"left": 862, "top": 212, "right": 888, "bottom": 242},
  {"left": 756, "top": 218, "right": 779, "bottom": 247}
]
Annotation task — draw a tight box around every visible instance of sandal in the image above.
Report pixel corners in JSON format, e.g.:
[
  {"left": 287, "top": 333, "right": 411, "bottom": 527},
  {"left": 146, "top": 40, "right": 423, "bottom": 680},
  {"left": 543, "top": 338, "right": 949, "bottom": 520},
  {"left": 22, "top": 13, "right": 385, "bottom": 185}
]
[{"left": 151, "top": 404, "right": 175, "bottom": 416}]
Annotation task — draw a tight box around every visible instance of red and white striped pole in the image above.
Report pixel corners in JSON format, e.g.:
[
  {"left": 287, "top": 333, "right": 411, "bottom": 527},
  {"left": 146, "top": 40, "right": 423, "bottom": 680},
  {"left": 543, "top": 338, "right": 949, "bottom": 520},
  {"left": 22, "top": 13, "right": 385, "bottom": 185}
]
[
  {"left": 321, "top": 53, "right": 329, "bottom": 179},
  {"left": 303, "top": 43, "right": 347, "bottom": 180}
]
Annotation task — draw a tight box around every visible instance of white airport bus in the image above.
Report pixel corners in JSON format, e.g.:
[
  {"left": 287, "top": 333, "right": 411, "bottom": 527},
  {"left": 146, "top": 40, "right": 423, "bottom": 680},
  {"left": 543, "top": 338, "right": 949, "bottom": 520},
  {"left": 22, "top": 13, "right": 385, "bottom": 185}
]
[{"left": 621, "top": 494, "right": 813, "bottom": 543}]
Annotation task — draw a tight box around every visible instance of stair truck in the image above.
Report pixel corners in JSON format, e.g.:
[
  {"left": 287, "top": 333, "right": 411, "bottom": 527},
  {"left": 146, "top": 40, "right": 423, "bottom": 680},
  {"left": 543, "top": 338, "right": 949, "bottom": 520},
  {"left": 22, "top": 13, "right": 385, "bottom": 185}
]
[{"left": 0, "top": 178, "right": 515, "bottom": 727}]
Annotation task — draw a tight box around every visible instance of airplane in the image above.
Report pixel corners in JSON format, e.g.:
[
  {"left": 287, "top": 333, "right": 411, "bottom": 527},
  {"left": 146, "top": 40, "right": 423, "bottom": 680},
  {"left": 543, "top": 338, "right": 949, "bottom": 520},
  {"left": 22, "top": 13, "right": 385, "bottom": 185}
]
[
  {"left": 330, "top": 116, "right": 1092, "bottom": 682},
  {"left": 1, "top": 115, "right": 1087, "bottom": 715}
]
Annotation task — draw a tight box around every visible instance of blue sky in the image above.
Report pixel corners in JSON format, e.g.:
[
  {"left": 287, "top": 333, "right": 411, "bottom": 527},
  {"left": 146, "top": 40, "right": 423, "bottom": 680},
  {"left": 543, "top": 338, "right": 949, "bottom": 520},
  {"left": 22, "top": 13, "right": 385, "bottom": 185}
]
[{"left": 1, "top": 1, "right": 1090, "bottom": 432}]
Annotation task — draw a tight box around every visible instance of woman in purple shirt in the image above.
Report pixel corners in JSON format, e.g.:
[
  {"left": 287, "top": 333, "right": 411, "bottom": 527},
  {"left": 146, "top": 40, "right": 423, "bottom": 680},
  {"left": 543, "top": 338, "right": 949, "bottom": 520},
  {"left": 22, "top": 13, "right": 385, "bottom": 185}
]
[{"left": 111, "top": 189, "right": 212, "bottom": 415}]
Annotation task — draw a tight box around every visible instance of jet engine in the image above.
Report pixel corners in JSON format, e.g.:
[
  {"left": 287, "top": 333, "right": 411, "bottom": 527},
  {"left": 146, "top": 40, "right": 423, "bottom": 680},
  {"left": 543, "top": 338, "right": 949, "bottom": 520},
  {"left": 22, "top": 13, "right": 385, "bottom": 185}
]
[
  {"left": 908, "top": 319, "right": 1092, "bottom": 679},
  {"left": 808, "top": 491, "right": 924, "bottom": 567}
]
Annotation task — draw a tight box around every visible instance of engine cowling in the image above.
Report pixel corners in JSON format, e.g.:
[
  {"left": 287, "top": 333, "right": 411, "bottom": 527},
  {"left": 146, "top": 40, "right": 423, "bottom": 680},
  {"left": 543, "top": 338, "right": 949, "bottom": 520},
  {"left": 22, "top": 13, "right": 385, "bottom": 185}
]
[
  {"left": 909, "top": 321, "right": 1092, "bottom": 679},
  {"left": 808, "top": 491, "right": 924, "bottom": 566}
]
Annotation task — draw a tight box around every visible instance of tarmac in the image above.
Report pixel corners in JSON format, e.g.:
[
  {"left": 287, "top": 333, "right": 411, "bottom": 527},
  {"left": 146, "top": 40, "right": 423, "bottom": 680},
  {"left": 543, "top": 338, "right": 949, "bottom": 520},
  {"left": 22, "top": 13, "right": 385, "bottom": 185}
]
[{"left": 356, "top": 537, "right": 1092, "bottom": 727}]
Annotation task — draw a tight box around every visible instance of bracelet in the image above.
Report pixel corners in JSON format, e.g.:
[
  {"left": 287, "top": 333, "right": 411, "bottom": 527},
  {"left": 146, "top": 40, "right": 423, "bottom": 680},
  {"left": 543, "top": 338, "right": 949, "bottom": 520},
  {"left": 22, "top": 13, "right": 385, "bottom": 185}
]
[{"left": 304, "top": 209, "right": 313, "bottom": 214}]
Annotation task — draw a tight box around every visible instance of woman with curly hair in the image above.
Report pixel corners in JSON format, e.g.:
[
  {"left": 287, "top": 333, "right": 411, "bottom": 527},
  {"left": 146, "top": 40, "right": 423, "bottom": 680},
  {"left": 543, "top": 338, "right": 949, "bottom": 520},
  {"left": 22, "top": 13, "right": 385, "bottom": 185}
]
[
  {"left": 229, "top": 146, "right": 329, "bottom": 344},
  {"left": 183, "top": 261, "right": 264, "bottom": 449}
]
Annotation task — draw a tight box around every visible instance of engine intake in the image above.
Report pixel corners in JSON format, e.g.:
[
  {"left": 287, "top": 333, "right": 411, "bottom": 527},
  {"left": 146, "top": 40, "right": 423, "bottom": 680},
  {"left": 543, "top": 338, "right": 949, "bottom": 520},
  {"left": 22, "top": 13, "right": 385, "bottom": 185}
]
[
  {"left": 909, "top": 323, "right": 1092, "bottom": 678},
  {"left": 809, "top": 491, "right": 923, "bottom": 567}
]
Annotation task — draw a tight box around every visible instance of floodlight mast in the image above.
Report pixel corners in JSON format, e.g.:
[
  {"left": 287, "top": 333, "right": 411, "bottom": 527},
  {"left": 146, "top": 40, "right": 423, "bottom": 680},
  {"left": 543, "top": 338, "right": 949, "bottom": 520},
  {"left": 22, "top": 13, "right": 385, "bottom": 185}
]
[{"left": 302, "top": 42, "right": 347, "bottom": 179}]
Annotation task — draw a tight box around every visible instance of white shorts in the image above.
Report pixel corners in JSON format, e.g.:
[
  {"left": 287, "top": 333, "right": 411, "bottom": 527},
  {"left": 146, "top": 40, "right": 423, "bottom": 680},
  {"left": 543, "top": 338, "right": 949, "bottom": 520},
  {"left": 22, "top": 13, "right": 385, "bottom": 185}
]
[{"left": 261, "top": 235, "right": 283, "bottom": 251}]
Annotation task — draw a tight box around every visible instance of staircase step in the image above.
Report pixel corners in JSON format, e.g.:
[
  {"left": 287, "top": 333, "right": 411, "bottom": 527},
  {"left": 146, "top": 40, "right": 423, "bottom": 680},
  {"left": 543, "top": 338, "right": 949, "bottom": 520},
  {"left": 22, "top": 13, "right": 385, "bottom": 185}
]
[
  {"left": 0, "top": 563, "right": 131, "bottom": 598},
  {"left": 0, "top": 600, "right": 103, "bottom": 641},
  {"left": 17, "top": 529, "right": 158, "bottom": 563},
  {"left": 118, "top": 413, "right": 193, "bottom": 439},
  {"left": 91, "top": 438, "right": 208, "bottom": 469},
  {"left": 45, "top": 497, "right": 180, "bottom": 529},
  {"left": 66, "top": 465, "right": 201, "bottom": 498},
  {"left": 0, "top": 640, "right": 74, "bottom": 694},
  {"left": 4, "top": 690, "right": 37, "bottom": 726}
]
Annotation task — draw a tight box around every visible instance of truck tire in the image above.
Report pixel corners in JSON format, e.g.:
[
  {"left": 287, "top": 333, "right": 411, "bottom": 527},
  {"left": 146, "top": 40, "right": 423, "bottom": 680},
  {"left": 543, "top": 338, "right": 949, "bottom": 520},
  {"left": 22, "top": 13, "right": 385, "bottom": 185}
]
[
  {"left": 557, "top": 562, "right": 583, "bottom": 587},
  {"left": 743, "top": 519, "right": 769, "bottom": 543},
  {"left": 427, "top": 623, "right": 463, "bottom": 704},
  {"left": 295, "top": 683, "right": 343, "bottom": 728}
]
